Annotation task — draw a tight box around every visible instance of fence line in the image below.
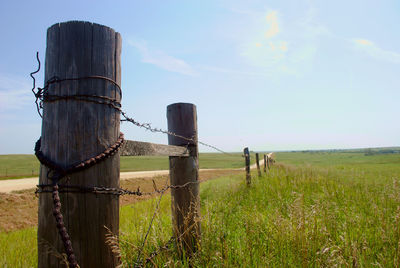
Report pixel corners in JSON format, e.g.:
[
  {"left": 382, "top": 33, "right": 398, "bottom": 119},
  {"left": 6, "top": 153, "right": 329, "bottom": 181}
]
[{"left": 30, "top": 21, "right": 275, "bottom": 268}]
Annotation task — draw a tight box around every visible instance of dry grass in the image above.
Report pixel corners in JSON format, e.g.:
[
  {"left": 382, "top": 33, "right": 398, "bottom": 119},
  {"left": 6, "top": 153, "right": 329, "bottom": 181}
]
[
  {"left": 0, "top": 191, "right": 38, "bottom": 232},
  {"left": 0, "top": 169, "right": 241, "bottom": 232}
]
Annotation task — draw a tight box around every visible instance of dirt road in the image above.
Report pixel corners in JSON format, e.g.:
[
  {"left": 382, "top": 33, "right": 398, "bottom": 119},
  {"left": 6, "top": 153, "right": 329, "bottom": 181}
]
[{"left": 0, "top": 160, "right": 263, "bottom": 193}]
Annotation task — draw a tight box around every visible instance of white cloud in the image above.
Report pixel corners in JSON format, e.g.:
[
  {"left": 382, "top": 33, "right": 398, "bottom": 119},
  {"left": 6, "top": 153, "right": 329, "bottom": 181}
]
[
  {"left": 128, "top": 40, "right": 198, "bottom": 76},
  {"left": 354, "top": 39, "right": 374, "bottom": 46},
  {"left": 237, "top": 3, "right": 329, "bottom": 77},
  {"left": 240, "top": 10, "right": 289, "bottom": 69},
  {"left": 352, "top": 38, "right": 400, "bottom": 64},
  {"left": 0, "top": 74, "right": 32, "bottom": 111},
  {"left": 265, "top": 11, "right": 280, "bottom": 39}
]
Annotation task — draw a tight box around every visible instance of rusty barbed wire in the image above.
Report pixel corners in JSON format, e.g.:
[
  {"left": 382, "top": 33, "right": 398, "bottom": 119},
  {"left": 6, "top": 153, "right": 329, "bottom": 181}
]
[
  {"left": 30, "top": 52, "right": 238, "bottom": 156},
  {"left": 138, "top": 237, "right": 175, "bottom": 267},
  {"left": 135, "top": 175, "right": 170, "bottom": 266},
  {"left": 36, "top": 180, "right": 199, "bottom": 196},
  {"left": 52, "top": 184, "right": 78, "bottom": 268},
  {"left": 30, "top": 53, "right": 122, "bottom": 118},
  {"left": 35, "top": 132, "right": 125, "bottom": 176},
  {"left": 121, "top": 112, "right": 235, "bottom": 155},
  {"left": 36, "top": 178, "right": 199, "bottom": 268},
  {"left": 30, "top": 52, "right": 42, "bottom": 116},
  {"left": 135, "top": 216, "right": 201, "bottom": 267},
  {"left": 133, "top": 138, "right": 195, "bottom": 266},
  {"left": 30, "top": 51, "right": 240, "bottom": 267},
  {"left": 32, "top": 74, "right": 122, "bottom": 118},
  {"left": 34, "top": 132, "right": 125, "bottom": 268},
  {"left": 44, "top": 93, "right": 122, "bottom": 111}
]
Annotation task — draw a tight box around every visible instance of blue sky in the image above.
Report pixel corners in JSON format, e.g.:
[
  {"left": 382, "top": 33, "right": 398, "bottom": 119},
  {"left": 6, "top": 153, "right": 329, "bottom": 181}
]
[{"left": 0, "top": 0, "right": 399, "bottom": 154}]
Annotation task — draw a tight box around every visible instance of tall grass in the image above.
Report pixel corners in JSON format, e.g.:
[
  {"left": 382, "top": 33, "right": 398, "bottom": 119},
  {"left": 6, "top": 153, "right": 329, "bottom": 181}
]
[
  {"left": 0, "top": 228, "right": 37, "bottom": 267},
  {"left": 118, "top": 163, "right": 400, "bottom": 267},
  {"left": 1, "top": 154, "right": 400, "bottom": 267}
]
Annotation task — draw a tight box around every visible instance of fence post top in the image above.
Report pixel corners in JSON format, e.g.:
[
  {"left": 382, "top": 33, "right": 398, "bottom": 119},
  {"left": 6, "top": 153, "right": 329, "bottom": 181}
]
[
  {"left": 167, "top": 102, "right": 196, "bottom": 110},
  {"left": 48, "top": 21, "right": 119, "bottom": 34}
]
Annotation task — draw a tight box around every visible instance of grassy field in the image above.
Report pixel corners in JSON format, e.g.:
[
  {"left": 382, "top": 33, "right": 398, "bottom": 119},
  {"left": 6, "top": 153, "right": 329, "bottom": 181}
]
[
  {"left": 276, "top": 151, "right": 400, "bottom": 168},
  {"left": 1, "top": 152, "right": 399, "bottom": 267},
  {"left": 0, "top": 152, "right": 254, "bottom": 180},
  {"left": 0, "top": 155, "right": 39, "bottom": 180},
  {"left": 276, "top": 151, "right": 400, "bottom": 181},
  {"left": 120, "top": 153, "right": 254, "bottom": 172}
]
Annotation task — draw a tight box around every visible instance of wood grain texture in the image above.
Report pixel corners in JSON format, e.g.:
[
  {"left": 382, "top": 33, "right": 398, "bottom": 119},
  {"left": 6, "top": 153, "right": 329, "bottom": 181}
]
[
  {"left": 167, "top": 103, "right": 200, "bottom": 255},
  {"left": 256, "top": 153, "right": 261, "bottom": 177},
  {"left": 263, "top": 154, "right": 267, "bottom": 173},
  {"left": 243, "top": 147, "right": 251, "bottom": 185},
  {"left": 120, "top": 140, "right": 189, "bottom": 156},
  {"left": 38, "top": 21, "right": 121, "bottom": 268}
]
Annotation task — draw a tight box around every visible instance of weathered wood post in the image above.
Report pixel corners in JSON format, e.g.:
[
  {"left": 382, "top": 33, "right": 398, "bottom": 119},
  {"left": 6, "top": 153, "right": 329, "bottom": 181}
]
[
  {"left": 267, "top": 155, "right": 270, "bottom": 170},
  {"left": 263, "top": 154, "right": 267, "bottom": 173},
  {"left": 167, "top": 103, "right": 200, "bottom": 255},
  {"left": 38, "top": 21, "right": 121, "bottom": 267},
  {"left": 256, "top": 153, "right": 261, "bottom": 177},
  {"left": 244, "top": 147, "right": 251, "bottom": 185}
]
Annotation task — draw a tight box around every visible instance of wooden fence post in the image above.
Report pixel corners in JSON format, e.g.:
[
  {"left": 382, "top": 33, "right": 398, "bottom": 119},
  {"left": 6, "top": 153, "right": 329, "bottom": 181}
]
[
  {"left": 263, "top": 154, "right": 267, "bottom": 173},
  {"left": 267, "top": 155, "right": 270, "bottom": 170},
  {"left": 256, "top": 153, "right": 261, "bottom": 177},
  {"left": 244, "top": 147, "right": 251, "bottom": 185},
  {"left": 167, "top": 103, "right": 200, "bottom": 255},
  {"left": 38, "top": 21, "right": 121, "bottom": 268}
]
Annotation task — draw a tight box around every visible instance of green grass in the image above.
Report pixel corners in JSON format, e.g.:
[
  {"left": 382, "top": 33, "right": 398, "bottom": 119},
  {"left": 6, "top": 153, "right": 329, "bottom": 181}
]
[
  {"left": 0, "top": 155, "right": 39, "bottom": 180},
  {"left": 276, "top": 151, "right": 400, "bottom": 181},
  {"left": 120, "top": 153, "right": 254, "bottom": 172},
  {"left": 276, "top": 151, "right": 400, "bottom": 168},
  {"left": 2, "top": 152, "right": 399, "bottom": 267},
  {"left": 0, "top": 153, "right": 253, "bottom": 180},
  {"left": 118, "top": 163, "right": 400, "bottom": 267},
  {"left": 0, "top": 228, "right": 37, "bottom": 267}
]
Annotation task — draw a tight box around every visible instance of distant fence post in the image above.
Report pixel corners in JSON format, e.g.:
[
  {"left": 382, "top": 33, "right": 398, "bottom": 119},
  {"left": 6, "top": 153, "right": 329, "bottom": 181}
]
[
  {"left": 256, "top": 153, "right": 261, "bottom": 177},
  {"left": 167, "top": 103, "right": 200, "bottom": 255},
  {"left": 267, "top": 155, "right": 270, "bottom": 170},
  {"left": 244, "top": 147, "right": 251, "bottom": 185},
  {"left": 38, "top": 21, "right": 121, "bottom": 267},
  {"left": 263, "top": 154, "right": 267, "bottom": 173}
]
